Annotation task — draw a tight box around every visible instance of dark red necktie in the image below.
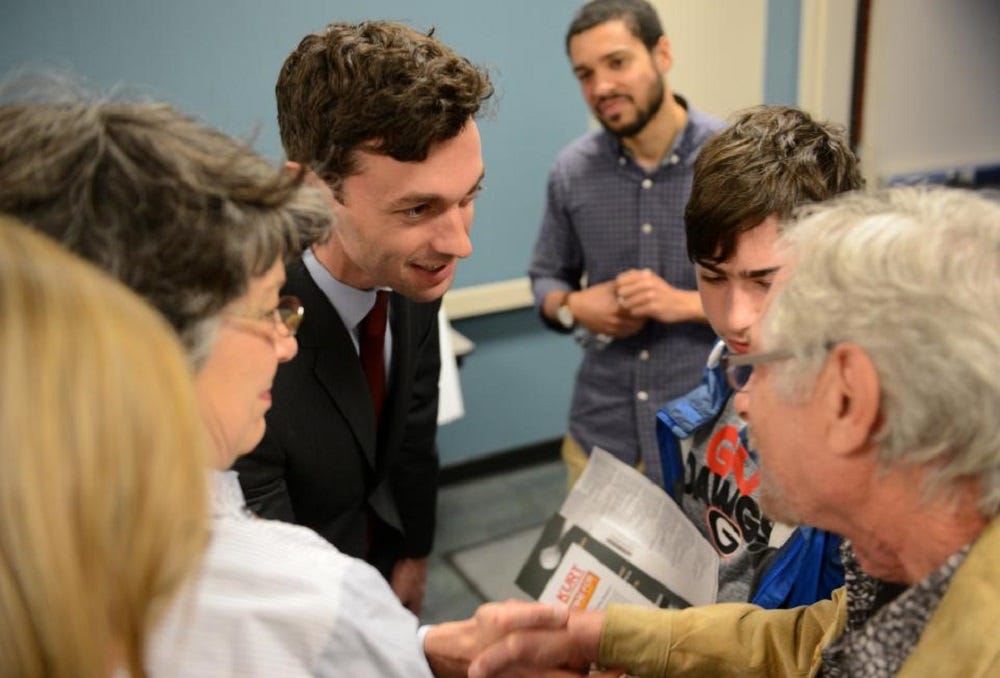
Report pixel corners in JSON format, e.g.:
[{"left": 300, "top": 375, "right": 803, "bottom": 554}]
[{"left": 359, "top": 290, "right": 389, "bottom": 423}]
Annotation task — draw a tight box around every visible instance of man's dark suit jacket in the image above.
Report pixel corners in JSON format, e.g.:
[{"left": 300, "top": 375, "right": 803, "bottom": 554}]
[{"left": 234, "top": 257, "right": 441, "bottom": 567}]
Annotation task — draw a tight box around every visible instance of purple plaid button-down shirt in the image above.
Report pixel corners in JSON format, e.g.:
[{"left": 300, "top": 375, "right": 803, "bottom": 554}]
[{"left": 529, "top": 97, "right": 723, "bottom": 484}]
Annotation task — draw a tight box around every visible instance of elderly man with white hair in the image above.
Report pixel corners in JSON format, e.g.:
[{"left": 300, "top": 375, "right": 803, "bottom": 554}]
[{"left": 468, "top": 186, "right": 1000, "bottom": 677}]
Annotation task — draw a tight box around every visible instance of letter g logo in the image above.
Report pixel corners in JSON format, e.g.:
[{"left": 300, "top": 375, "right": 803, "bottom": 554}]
[{"left": 706, "top": 507, "right": 743, "bottom": 557}]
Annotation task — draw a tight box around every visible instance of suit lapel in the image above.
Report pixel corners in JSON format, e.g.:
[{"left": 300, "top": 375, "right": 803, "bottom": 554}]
[{"left": 285, "top": 259, "right": 377, "bottom": 468}]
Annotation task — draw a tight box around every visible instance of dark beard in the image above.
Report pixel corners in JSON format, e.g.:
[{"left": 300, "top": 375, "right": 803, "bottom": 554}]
[{"left": 599, "top": 76, "right": 666, "bottom": 139}]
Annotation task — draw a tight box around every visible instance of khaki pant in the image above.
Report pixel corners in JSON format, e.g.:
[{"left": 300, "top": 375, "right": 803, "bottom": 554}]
[{"left": 561, "top": 434, "right": 644, "bottom": 491}]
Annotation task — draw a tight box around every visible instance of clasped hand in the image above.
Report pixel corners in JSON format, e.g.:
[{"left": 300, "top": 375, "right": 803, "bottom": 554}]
[
  {"left": 614, "top": 268, "right": 701, "bottom": 325},
  {"left": 569, "top": 269, "right": 699, "bottom": 338}
]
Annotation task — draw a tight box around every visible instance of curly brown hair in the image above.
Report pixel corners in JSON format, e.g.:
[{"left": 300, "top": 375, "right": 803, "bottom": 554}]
[
  {"left": 276, "top": 21, "right": 493, "bottom": 195},
  {"left": 685, "top": 105, "right": 864, "bottom": 265}
]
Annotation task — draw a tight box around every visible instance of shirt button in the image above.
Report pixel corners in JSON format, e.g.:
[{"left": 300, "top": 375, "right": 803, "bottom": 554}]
[
  {"left": 641, "top": 223, "right": 653, "bottom": 234},
  {"left": 637, "top": 390, "right": 649, "bottom": 401},
  {"left": 618, "top": 156, "right": 627, "bottom": 166},
  {"left": 639, "top": 350, "right": 650, "bottom": 361},
  {"left": 670, "top": 154, "right": 680, "bottom": 165},
  {"left": 641, "top": 178, "right": 653, "bottom": 189}
]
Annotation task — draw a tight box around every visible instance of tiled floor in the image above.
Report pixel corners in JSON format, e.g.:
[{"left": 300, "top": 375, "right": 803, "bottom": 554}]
[{"left": 420, "top": 459, "right": 566, "bottom": 624}]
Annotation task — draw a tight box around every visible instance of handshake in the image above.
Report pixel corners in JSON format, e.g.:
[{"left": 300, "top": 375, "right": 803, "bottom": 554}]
[{"left": 424, "top": 601, "right": 619, "bottom": 677}]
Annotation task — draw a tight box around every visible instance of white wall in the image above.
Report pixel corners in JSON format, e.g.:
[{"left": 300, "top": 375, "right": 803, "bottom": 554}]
[
  {"left": 797, "top": 0, "right": 857, "bottom": 128},
  {"left": 652, "top": 0, "right": 767, "bottom": 120},
  {"left": 861, "top": 0, "right": 1000, "bottom": 182}
]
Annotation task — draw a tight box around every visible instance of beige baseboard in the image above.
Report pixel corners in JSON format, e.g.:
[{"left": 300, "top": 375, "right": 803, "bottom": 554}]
[{"left": 443, "top": 277, "right": 534, "bottom": 320}]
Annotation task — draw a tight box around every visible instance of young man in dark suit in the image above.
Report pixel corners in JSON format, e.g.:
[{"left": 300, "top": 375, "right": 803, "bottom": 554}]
[{"left": 234, "top": 20, "right": 493, "bottom": 614}]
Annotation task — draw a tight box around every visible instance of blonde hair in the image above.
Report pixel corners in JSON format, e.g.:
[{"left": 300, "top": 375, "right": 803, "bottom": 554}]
[{"left": 0, "top": 217, "right": 211, "bottom": 677}]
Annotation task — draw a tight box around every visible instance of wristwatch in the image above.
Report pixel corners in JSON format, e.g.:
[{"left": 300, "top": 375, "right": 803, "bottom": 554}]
[{"left": 555, "top": 293, "right": 575, "bottom": 330}]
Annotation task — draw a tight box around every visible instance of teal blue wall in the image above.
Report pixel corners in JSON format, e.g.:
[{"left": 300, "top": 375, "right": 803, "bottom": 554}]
[
  {"left": 764, "top": 0, "right": 802, "bottom": 105},
  {"left": 1, "top": 0, "right": 801, "bottom": 467},
  {"left": 0, "top": 0, "right": 583, "bottom": 286},
  {"left": 441, "top": 310, "right": 581, "bottom": 465}
]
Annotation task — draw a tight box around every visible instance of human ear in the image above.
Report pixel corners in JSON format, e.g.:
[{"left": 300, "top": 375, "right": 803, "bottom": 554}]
[
  {"left": 825, "top": 343, "right": 881, "bottom": 458},
  {"left": 287, "top": 162, "right": 337, "bottom": 207},
  {"left": 653, "top": 35, "right": 673, "bottom": 72}
]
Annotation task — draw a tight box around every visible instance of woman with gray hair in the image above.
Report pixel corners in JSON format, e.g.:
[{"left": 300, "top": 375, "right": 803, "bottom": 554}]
[{"left": 0, "top": 88, "right": 331, "bottom": 459}]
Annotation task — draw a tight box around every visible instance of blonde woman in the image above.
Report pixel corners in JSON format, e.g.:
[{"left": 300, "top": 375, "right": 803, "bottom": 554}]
[{"left": 0, "top": 218, "right": 211, "bottom": 678}]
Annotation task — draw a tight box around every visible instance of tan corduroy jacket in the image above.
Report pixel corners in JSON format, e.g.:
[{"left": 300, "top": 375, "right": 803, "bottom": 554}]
[{"left": 600, "top": 517, "right": 1000, "bottom": 676}]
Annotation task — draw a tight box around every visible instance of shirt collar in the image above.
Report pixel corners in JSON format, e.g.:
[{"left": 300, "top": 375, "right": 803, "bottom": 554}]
[
  {"left": 821, "top": 540, "right": 971, "bottom": 676},
  {"left": 211, "top": 470, "right": 247, "bottom": 519},
  {"left": 603, "top": 93, "right": 696, "bottom": 169},
  {"left": 302, "top": 248, "right": 384, "bottom": 332}
]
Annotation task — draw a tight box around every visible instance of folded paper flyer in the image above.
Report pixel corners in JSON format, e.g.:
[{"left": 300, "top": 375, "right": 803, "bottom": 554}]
[{"left": 517, "top": 448, "right": 719, "bottom": 610}]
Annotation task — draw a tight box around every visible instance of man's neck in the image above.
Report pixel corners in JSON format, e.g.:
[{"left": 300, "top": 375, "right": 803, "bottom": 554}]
[
  {"left": 847, "top": 469, "right": 988, "bottom": 585},
  {"left": 311, "top": 237, "right": 373, "bottom": 291},
  {"left": 620, "top": 91, "right": 688, "bottom": 172}
]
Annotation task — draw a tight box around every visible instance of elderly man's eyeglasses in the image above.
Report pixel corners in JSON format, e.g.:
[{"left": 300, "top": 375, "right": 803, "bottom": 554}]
[
  {"left": 721, "top": 349, "right": 794, "bottom": 392},
  {"left": 227, "top": 295, "right": 304, "bottom": 337}
]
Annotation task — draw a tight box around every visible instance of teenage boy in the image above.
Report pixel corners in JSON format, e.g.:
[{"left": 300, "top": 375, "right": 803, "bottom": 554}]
[{"left": 656, "top": 105, "right": 864, "bottom": 605}]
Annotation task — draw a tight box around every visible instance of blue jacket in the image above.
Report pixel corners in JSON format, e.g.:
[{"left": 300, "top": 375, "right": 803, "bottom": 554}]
[{"left": 656, "top": 342, "right": 843, "bottom": 609}]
